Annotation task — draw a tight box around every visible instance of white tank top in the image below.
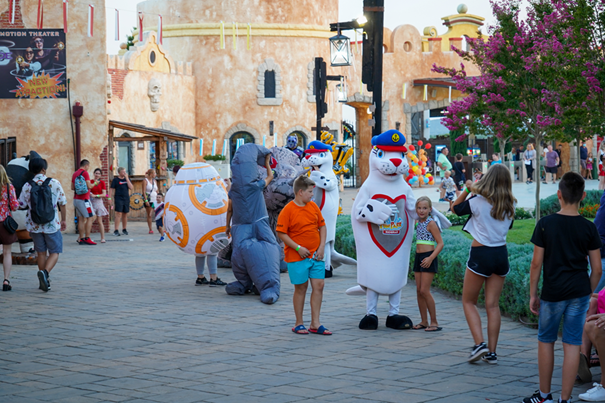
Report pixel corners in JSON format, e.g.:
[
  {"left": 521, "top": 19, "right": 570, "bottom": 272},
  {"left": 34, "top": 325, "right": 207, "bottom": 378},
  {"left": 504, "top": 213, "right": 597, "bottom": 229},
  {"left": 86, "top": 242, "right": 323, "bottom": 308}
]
[{"left": 145, "top": 178, "right": 158, "bottom": 204}]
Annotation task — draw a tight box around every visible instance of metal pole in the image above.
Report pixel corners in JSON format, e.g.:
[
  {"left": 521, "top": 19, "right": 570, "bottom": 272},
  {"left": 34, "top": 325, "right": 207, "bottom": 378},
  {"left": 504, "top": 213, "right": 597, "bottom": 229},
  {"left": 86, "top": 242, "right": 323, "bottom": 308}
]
[
  {"left": 315, "top": 57, "right": 322, "bottom": 140},
  {"left": 370, "top": 0, "right": 384, "bottom": 137}
]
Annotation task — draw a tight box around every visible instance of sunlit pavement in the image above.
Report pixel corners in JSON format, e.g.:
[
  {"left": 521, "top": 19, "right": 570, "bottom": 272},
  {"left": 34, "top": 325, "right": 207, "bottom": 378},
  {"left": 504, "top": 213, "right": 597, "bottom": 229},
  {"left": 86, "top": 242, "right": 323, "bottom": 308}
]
[{"left": 0, "top": 221, "right": 601, "bottom": 402}]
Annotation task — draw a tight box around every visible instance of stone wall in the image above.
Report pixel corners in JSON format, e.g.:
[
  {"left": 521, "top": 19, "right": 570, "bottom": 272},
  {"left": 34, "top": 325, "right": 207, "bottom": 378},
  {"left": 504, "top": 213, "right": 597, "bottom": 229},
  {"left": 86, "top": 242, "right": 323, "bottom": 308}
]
[
  {"left": 0, "top": 0, "right": 107, "bottom": 232},
  {"left": 135, "top": 0, "right": 342, "bottom": 161}
]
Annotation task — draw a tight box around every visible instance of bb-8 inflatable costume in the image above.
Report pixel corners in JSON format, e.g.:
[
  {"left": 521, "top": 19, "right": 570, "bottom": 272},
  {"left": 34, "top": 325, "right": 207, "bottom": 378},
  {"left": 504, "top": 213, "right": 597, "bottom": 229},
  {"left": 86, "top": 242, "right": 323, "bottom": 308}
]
[{"left": 164, "top": 163, "right": 230, "bottom": 263}]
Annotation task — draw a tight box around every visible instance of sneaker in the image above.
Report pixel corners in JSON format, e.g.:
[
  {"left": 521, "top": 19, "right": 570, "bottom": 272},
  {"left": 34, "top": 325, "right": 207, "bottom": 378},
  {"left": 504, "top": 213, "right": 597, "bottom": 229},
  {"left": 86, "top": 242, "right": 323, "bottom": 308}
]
[
  {"left": 482, "top": 352, "right": 498, "bottom": 364},
  {"left": 580, "top": 384, "right": 605, "bottom": 401},
  {"left": 159, "top": 236, "right": 165, "bottom": 242},
  {"left": 560, "top": 398, "right": 572, "bottom": 403},
  {"left": 209, "top": 278, "right": 227, "bottom": 287},
  {"left": 523, "top": 391, "right": 554, "bottom": 403},
  {"left": 195, "top": 277, "right": 209, "bottom": 286},
  {"left": 113, "top": 230, "right": 120, "bottom": 236},
  {"left": 81, "top": 237, "right": 97, "bottom": 245},
  {"left": 37, "top": 270, "right": 49, "bottom": 292},
  {"left": 468, "top": 342, "right": 489, "bottom": 362},
  {"left": 122, "top": 229, "right": 128, "bottom": 236}
]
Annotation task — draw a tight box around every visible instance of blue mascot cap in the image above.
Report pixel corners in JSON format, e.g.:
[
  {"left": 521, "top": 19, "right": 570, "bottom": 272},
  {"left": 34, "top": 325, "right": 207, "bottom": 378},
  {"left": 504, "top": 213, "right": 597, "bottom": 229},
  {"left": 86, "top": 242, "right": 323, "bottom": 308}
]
[
  {"left": 305, "top": 140, "right": 333, "bottom": 154},
  {"left": 371, "top": 129, "right": 407, "bottom": 152}
]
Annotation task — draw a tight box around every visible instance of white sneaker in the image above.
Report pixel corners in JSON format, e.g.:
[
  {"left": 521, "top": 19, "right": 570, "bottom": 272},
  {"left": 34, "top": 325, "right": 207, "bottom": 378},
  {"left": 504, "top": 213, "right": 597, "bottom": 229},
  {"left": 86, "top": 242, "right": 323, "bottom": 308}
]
[{"left": 580, "top": 383, "right": 605, "bottom": 401}]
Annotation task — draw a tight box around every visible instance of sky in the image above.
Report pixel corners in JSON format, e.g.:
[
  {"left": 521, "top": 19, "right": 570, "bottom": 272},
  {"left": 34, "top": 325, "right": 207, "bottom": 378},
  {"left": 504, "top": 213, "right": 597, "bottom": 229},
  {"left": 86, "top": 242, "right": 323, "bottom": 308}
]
[{"left": 105, "top": 0, "right": 501, "bottom": 55}]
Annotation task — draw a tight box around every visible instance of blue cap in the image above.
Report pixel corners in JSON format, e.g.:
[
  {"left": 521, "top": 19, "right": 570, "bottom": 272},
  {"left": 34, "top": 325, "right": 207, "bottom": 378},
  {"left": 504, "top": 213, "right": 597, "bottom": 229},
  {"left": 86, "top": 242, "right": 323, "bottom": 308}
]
[
  {"left": 371, "top": 129, "right": 407, "bottom": 151},
  {"left": 305, "top": 140, "right": 333, "bottom": 154}
]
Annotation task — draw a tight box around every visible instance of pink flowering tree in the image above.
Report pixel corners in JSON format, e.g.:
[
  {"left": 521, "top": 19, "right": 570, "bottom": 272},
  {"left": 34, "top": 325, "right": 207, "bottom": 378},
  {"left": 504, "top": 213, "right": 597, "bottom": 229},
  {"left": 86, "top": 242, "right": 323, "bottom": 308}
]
[{"left": 433, "top": 0, "right": 605, "bottom": 220}]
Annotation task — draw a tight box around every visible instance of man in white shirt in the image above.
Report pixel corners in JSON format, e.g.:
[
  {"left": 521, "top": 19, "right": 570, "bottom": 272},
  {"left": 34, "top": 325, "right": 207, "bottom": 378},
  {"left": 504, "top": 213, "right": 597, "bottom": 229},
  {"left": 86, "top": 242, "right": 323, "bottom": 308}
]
[{"left": 18, "top": 158, "right": 67, "bottom": 292}]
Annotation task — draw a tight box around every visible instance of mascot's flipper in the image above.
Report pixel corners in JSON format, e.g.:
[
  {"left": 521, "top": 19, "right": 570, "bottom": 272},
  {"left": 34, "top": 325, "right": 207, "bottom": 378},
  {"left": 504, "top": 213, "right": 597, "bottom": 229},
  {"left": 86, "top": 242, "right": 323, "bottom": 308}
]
[
  {"left": 346, "top": 285, "right": 366, "bottom": 296},
  {"left": 331, "top": 250, "right": 356, "bottom": 268},
  {"left": 431, "top": 208, "right": 452, "bottom": 231}
]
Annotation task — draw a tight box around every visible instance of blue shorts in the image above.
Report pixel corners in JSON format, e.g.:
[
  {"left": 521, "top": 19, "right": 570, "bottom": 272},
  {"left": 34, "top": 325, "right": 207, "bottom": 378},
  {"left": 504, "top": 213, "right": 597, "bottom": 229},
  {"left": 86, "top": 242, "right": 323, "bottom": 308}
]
[
  {"left": 156, "top": 218, "right": 163, "bottom": 229},
  {"left": 30, "top": 231, "right": 63, "bottom": 254},
  {"left": 538, "top": 295, "right": 590, "bottom": 345},
  {"left": 287, "top": 258, "right": 325, "bottom": 285}
]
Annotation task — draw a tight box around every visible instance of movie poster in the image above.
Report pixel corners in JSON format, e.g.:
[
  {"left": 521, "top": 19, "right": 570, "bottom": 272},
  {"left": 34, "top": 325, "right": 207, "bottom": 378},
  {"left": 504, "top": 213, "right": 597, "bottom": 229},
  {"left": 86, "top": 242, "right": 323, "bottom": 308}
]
[{"left": 0, "top": 29, "right": 67, "bottom": 99}]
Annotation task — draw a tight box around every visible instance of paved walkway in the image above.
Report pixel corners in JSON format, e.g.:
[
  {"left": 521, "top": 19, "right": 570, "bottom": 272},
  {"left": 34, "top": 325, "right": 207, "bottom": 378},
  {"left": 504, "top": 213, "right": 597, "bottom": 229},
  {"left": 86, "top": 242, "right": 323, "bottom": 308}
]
[{"left": 0, "top": 223, "right": 602, "bottom": 402}]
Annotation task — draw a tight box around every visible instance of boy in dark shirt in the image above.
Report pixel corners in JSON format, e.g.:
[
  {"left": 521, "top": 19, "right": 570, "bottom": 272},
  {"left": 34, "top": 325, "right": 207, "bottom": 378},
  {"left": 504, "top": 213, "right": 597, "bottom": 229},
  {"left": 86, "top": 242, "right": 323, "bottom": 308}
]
[
  {"left": 452, "top": 153, "right": 466, "bottom": 195},
  {"left": 523, "top": 172, "right": 602, "bottom": 403}
]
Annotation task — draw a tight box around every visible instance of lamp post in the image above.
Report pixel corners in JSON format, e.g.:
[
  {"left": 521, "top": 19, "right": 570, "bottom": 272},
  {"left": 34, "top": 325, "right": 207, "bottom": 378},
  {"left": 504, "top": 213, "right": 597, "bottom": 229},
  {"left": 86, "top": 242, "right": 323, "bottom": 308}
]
[{"left": 330, "top": 0, "right": 384, "bottom": 137}]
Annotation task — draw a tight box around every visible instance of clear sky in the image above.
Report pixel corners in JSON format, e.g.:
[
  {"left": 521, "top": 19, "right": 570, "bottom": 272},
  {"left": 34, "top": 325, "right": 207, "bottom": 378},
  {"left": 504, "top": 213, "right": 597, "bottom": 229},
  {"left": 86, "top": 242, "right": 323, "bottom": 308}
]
[{"left": 105, "top": 0, "right": 500, "bottom": 54}]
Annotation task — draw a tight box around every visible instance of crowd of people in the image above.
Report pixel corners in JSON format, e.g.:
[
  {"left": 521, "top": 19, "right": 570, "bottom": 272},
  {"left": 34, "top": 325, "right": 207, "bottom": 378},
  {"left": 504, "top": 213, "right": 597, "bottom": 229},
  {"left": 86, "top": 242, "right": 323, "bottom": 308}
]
[{"left": 3, "top": 148, "right": 605, "bottom": 401}]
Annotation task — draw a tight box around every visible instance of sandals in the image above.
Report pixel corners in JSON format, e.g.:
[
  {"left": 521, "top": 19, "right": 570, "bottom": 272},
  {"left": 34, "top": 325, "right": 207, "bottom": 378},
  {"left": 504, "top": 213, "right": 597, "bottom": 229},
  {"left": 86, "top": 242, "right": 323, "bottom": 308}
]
[
  {"left": 149, "top": 230, "right": 154, "bottom": 234},
  {"left": 292, "top": 325, "right": 308, "bottom": 334},
  {"left": 309, "top": 325, "right": 332, "bottom": 335},
  {"left": 3, "top": 279, "right": 11, "bottom": 291},
  {"left": 413, "top": 324, "right": 428, "bottom": 330},
  {"left": 425, "top": 326, "right": 442, "bottom": 332}
]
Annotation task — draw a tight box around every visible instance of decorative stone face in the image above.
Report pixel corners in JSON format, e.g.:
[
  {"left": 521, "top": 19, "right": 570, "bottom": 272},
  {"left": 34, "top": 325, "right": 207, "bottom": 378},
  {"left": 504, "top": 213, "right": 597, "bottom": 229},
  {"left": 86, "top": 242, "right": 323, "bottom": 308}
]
[{"left": 148, "top": 78, "right": 162, "bottom": 112}]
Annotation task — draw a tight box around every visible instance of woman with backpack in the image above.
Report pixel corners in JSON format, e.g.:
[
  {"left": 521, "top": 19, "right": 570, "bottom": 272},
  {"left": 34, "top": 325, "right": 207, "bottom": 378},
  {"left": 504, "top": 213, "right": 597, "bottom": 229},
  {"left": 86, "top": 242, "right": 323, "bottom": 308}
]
[{"left": 0, "top": 165, "right": 20, "bottom": 291}]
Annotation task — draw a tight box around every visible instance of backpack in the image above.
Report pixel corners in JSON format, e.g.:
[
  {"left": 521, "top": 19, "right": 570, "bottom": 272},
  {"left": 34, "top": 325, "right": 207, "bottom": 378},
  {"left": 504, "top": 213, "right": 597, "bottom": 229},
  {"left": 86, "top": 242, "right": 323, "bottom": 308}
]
[
  {"left": 74, "top": 170, "right": 88, "bottom": 195},
  {"left": 29, "top": 178, "right": 55, "bottom": 225}
]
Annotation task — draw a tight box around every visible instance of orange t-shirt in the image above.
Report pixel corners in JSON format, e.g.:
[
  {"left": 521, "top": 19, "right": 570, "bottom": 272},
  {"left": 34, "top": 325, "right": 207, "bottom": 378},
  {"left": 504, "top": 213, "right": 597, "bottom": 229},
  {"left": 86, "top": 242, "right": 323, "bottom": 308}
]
[{"left": 276, "top": 200, "right": 325, "bottom": 263}]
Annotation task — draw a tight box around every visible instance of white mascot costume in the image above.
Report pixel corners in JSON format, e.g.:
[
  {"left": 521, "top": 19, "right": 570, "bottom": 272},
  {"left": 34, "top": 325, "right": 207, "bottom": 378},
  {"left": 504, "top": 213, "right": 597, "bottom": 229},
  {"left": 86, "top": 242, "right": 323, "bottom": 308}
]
[
  {"left": 164, "top": 163, "right": 230, "bottom": 263},
  {"left": 303, "top": 140, "right": 357, "bottom": 276},
  {"left": 350, "top": 130, "right": 418, "bottom": 330}
]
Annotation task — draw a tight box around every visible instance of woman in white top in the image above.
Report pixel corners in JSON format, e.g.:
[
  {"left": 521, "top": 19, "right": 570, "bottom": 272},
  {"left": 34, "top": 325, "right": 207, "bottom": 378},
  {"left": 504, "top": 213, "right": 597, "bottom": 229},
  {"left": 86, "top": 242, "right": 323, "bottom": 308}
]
[
  {"left": 523, "top": 144, "right": 536, "bottom": 184},
  {"left": 143, "top": 169, "right": 159, "bottom": 234},
  {"left": 452, "top": 164, "right": 516, "bottom": 365}
]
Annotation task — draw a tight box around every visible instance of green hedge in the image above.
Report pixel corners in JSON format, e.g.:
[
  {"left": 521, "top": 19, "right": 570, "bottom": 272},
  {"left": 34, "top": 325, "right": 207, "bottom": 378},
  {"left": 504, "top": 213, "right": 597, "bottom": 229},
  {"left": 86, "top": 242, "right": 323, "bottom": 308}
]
[
  {"left": 540, "top": 189, "right": 602, "bottom": 217},
  {"left": 334, "top": 215, "right": 539, "bottom": 321}
]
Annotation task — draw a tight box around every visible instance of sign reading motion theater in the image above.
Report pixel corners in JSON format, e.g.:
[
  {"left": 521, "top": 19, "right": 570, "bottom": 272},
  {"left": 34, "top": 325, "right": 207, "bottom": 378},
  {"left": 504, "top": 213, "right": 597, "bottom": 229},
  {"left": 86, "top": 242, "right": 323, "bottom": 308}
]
[{"left": 0, "top": 29, "right": 67, "bottom": 99}]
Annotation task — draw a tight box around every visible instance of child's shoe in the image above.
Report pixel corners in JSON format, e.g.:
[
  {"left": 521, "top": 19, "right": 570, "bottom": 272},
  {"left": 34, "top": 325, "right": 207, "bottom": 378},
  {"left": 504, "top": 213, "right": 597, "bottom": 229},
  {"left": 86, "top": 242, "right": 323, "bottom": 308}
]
[
  {"left": 209, "top": 278, "right": 227, "bottom": 287},
  {"left": 468, "top": 342, "right": 488, "bottom": 362},
  {"left": 579, "top": 384, "right": 605, "bottom": 401},
  {"left": 159, "top": 236, "right": 165, "bottom": 242},
  {"left": 522, "top": 391, "right": 553, "bottom": 403},
  {"left": 481, "top": 352, "right": 497, "bottom": 364}
]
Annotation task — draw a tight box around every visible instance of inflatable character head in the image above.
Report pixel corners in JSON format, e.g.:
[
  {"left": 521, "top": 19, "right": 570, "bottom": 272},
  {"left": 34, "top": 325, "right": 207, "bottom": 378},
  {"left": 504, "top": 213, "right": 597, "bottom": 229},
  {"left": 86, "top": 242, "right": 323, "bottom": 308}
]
[
  {"left": 164, "top": 162, "right": 229, "bottom": 257},
  {"left": 262, "top": 147, "right": 304, "bottom": 212},
  {"left": 370, "top": 130, "right": 409, "bottom": 181},
  {"left": 230, "top": 144, "right": 274, "bottom": 226},
  {"left": 7, "top": 151, "right": 42, "bottom": 196},
  {"left": 286, "top": 135, "right": 298, "bottom": 150},
  {"left": 302, "top": 140, "right": 333, "bottom": 172}
]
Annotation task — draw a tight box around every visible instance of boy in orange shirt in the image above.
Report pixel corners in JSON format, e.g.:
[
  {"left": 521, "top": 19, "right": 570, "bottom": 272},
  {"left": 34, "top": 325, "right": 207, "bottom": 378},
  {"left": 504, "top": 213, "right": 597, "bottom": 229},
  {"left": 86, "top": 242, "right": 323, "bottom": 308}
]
[{"left": 277, "top": 175, "right": 330, "bottom": 335}]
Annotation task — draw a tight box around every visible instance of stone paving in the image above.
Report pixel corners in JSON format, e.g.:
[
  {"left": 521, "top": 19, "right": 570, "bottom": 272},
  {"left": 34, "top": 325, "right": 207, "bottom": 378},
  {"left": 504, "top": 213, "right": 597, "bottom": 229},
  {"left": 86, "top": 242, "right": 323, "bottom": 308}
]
[{"left": 0, "top": 222, "right": 602, "bottom": 403}]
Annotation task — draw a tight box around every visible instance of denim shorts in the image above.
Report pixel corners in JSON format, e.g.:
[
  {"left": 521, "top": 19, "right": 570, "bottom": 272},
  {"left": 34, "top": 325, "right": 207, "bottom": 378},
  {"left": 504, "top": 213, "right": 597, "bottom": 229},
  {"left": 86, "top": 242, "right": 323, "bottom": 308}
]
[
  {"left": 538, "top": 295, "right": 590, "bottom": 345},
  {"left": 287, "top": 258, "right": 325, "bottom": 285},
  {"left": 30, "top": 231, "right": 63, "bottom": 254}
]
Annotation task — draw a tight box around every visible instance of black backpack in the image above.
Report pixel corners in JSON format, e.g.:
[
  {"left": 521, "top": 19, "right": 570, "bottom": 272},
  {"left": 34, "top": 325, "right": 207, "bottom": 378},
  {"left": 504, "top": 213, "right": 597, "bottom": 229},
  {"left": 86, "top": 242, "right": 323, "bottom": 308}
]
[{"left": 29, "top": 178, "right": 55, "bottom": 225}]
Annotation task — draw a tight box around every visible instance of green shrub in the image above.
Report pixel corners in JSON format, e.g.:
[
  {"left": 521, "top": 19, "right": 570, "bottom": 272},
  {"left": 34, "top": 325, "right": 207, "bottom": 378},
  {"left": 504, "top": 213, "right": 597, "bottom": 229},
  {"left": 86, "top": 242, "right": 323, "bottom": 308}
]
[
  {"left": 515, "top": 207, "right": 533, "bottom": 220},
  {"left": 166, "top": 159, "right": 184, "bottom": 168},
  {"left": 540, "top": 189, "right": 602, "bottom": 217},
  {"left": 204, "top": 154, "right": 227, "bottom": 161},
  {"left": 333, "top": 216, "right": 538, "bottom": 321}
]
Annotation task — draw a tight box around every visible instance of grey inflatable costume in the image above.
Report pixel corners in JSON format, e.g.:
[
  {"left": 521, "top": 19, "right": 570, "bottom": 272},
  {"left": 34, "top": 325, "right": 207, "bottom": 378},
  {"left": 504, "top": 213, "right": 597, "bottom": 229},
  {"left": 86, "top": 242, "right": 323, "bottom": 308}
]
[{"left": 225, "top": 144, "right": 281, "bottom": 304}]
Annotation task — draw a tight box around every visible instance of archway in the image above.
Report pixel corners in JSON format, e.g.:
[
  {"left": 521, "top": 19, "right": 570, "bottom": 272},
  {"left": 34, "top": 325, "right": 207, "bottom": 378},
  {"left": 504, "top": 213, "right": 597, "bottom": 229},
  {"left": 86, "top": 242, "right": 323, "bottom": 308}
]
[{"left": 230, "top": 131, "right": 255, "bottom": 160}]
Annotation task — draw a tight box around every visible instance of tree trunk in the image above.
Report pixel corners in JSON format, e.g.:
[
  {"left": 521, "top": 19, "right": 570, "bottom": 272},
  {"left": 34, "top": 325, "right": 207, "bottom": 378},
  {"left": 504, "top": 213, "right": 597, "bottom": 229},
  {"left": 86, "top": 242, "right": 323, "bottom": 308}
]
[
  {"left": 534, "top": 133, "right": 543, "bottom": 222},
  {"left": 498, "top": 138, "right": 506, "bottom": 163}
]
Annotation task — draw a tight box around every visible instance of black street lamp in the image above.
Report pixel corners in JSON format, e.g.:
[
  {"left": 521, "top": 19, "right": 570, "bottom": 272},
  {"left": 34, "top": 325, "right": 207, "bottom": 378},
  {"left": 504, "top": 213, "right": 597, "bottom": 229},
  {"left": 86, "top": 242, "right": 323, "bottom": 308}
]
[{"left": 330, "top": 0, "right": 384, "bottom": 137}]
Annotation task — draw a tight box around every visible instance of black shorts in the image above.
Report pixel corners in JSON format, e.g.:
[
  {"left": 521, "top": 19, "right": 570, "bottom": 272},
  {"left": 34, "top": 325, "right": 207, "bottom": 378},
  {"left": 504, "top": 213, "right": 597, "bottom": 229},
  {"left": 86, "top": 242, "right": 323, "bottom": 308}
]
[
  {"left": 466, "top": 245, "right": 509, "bottom": 277},
  {"left": 545, "top": 166, "right": 558, "bottom": 174},
  {"left": 115, "top": 197, "right": 130, "bottom": 213},
  {"left": 413, "top": 251, "right": 438, "bottom": 273}
]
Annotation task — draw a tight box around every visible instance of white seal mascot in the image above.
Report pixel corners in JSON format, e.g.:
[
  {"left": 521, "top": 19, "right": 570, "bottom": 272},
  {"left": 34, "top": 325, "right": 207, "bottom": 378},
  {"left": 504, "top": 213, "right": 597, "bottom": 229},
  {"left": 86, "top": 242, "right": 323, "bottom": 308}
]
[
  {"left": 303, "top": 140, "right": 357, "bottom": 277},
  {"left": 350, "top": 130, "right": 418, "bottom": 330},
  {"left": 225, "top": 144, "right": 281, "bottom": 304}
]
